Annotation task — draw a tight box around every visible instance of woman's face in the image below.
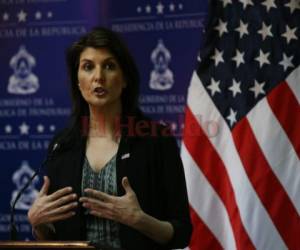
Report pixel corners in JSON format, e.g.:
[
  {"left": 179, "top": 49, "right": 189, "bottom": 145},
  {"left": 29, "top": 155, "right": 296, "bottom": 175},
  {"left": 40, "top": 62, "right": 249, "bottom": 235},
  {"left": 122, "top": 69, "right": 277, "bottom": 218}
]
[{"left": 77, "top": 47, "right": 126, "bottom": 111}]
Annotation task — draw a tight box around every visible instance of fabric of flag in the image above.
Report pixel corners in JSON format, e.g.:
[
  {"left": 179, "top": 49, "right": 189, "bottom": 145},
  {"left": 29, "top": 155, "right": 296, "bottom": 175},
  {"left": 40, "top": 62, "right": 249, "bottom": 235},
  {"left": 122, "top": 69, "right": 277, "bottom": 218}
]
[{"left": 181, "top": 0, "right": 300, "bottom": 249}]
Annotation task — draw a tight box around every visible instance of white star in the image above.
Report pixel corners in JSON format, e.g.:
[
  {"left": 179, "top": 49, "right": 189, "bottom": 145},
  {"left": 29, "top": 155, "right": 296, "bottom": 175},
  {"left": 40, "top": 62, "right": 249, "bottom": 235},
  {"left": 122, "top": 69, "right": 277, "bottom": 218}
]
[
  {"left": 145, "top": 5, "right": 151, "bottom": 13},
  {"left": 249, "top": 80, "right": 266, "bottom": 98},
  {"left": 169, "top": 3, "right": 175, "bottom": 12},
  {"left": 227, "top": 108, "right": 237, "bottom": 127},
  {"left": 279, "top": 53, "right": 294, "bottom": 71},
  {"left": 211, "top": 49, "right": 224, "bottom": 66},
  {"left": 35, "top": 11, "right": 42, "bottom": 20},
  {"left": 235, "top": 20, "right": 249, "bottom": 38},
  {"left": 3, "top": 12, "right": 9, "bottom": 21},
  {"left": 37, "top": 124, "right": 44, "bottom": 133},
  {"left": 282, "top": 25, "right": 297, "bottom": 43},
  {"left": 239, "top": 0, "right": 254, "bottom": 9},
  {"left": 222, "top": 0, "right": 232, "bottom": 7},
  {"left": 207, "top": 78, "right": 221, "bottom": 96},
  {"left": 4, "top": 125, "right": 12, "bottom": 134},
  {"left": 19, "top": 122, "right": 30, "bottom": 135},
  {"left": 214, "top": 19, "right": 228, "bottom": 37},
  {"left": 137, "top": 6, "right": 142, "bottom": 13},
  {"left": 17, "top": 10, "right": 27, "bottom": 22},
  {"left": 261, "top": 0, "right": 277, "bottom": 12},
  {"left": 285, "top": 0, "right": 300, "bottom": 13},
  {"left": 156, "top": 2, "right": 164, "bottom": 14},
  {"left": 232, "top": 49, "right": 245, "bottom": 67},
  {"left": 47, "top": 11, "right": 53, "bottom": 18},
  {"left": 49, "top": 125, "right": 56, "bottom": 132},
  {"left": 178, "top": 3, "right": 183, "bottom": 10},
  {"left": 255, "top": 49, "right": 270, "bottom": 68},
  {"left": 258, "top": 22, "right": 273, "bottom": 40},
  {"left": 229, "top": 79, "right": 242, "bottom": 97}
]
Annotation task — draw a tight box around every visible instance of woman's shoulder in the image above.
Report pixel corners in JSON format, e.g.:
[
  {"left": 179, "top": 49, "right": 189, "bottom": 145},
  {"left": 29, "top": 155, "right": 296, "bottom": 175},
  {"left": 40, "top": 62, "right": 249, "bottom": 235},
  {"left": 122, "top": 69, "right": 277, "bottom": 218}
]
[
  {"left": 123, "top": 112, "right": 179, "bottom": 151},
  {"left": 127, "top": 111, "right": 173, "bottom": 139},
  {"left": 47, "top": 125, "right": 82, "bottom": 153}
]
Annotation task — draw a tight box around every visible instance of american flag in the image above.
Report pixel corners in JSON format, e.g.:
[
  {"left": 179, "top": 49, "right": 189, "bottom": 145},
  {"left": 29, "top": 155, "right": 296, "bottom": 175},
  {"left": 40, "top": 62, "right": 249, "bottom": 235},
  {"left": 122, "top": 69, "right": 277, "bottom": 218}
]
[{"left": 181, "top": 0, "right": 300, "bottom": 249}]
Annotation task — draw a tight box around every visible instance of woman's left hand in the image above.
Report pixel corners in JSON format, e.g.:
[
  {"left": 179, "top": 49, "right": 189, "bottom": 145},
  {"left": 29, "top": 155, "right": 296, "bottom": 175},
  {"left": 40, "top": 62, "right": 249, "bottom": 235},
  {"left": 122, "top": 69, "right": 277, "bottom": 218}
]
[{"left": 79, "top": 177, "right": 142, "bottom": 227}]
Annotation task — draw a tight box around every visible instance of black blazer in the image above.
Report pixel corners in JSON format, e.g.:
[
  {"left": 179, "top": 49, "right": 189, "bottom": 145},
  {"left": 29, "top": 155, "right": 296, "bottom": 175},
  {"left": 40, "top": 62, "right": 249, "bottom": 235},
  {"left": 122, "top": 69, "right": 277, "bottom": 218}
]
[{"left": 46, "top": 116, "right": 192, "bottom": 250}]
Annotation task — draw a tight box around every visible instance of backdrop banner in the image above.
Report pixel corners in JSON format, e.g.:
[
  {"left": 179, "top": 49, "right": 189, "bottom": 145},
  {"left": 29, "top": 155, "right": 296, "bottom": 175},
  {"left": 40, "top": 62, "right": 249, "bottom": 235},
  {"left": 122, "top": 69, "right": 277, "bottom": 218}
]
[{"left": 0, "top": 0, "right": 206, "bottom": 240}]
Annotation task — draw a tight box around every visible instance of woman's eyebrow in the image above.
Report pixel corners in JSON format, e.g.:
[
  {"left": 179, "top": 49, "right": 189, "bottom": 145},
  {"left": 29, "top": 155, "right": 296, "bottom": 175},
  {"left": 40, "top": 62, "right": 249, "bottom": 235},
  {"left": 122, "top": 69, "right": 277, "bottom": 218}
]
[
  {"left": 102, "top": 56, "right": 117, "bottom": 62},
  {"left": 79, "top": 58, "right": 92, "bottom": 63},
  {"left": 79, "top": 57, "right": 116, "bottom": 63}
]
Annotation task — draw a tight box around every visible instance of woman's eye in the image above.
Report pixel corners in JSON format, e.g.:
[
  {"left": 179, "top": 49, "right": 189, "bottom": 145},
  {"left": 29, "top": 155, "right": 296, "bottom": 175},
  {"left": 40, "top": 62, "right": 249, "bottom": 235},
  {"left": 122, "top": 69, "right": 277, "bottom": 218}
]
[
  {"left": 83, "top": 63, "right": 93, "bottom": 71},
  {"left": 104, "top": 62, "right": 116, "bottom": 70}
]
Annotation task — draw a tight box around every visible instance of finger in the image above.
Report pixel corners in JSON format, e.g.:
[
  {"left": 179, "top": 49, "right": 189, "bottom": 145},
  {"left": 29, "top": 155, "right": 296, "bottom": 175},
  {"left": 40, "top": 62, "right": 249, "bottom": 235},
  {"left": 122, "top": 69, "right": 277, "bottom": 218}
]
[
  {"left": 84, "top": 189, "right": 114, "bottom": 202},
  {"left": 89, "top": 208, "right": 114, "bottom": 221},
  {"left": 39, "top": 176, "right": 50, "bottom": 196},
  {"left": 122, "top": 177, "right": 133, "bottom": 194},
  {"left": 48, "top": 201, "right": 78, "bottom": 216},
  {"left": 49, "top": 211, "right": 76, "bottom": 223},
  {"left": 89, "top": 210, "right": 102, "bottom": 218},
  {"left": 50, "top": 193, "right": 77, "bottom": 209},
  {"left": 49, "top": 187, "right": 73, "bottom": 201},
  {"left": 89, "top": 210, "right": 119, "bottom": 222},
  {"left": 80, "top": 198, "right": 112, "bottom": 210},
  {"left": 90, "top": 210, "right": 114, "bottom": 220}
]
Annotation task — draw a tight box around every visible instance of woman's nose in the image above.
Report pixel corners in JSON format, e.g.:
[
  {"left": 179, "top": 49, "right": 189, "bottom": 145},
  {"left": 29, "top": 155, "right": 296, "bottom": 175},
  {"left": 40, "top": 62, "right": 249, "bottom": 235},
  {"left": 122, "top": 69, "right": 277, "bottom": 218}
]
[{"left": 94, "top": 66, "right": 104, "bottom": 83}]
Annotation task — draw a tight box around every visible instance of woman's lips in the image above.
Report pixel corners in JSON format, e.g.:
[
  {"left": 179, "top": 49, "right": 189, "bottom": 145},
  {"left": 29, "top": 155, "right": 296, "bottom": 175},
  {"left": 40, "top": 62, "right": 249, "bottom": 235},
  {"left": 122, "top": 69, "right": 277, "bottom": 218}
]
[{"left": 93, "top": 87, "right": 107, "bottom": 96}]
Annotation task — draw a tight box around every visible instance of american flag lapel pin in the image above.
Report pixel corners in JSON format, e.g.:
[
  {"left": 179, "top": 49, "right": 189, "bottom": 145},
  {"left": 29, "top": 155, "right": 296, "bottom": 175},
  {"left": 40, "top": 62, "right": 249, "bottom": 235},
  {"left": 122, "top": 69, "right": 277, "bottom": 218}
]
[{"left": 121, "top": 153, "right": 130, "bottom": 160}]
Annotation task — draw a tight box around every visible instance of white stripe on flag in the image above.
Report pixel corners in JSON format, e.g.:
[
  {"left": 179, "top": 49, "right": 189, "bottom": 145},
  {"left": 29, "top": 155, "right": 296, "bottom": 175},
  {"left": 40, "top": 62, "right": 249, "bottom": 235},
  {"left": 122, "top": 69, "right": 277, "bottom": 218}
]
[
  {"left": 187, "top": 71, "right": 287, "bottom": 250},
  {"left": 181, "top": 143, "right": 237, "bottom": 250},
  {"left": 247, "top": 97, "right": 300, "bottom": 214},
  {"left": 286, "top": 66, "right": 300, "bottom": 104}
]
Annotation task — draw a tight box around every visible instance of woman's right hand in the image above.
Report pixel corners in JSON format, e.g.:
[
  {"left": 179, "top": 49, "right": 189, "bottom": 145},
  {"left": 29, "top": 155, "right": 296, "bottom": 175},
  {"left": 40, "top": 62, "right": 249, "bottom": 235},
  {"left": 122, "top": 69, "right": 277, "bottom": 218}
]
[{"left": 28, "top": 176, "right": 78, "bottom": 228}]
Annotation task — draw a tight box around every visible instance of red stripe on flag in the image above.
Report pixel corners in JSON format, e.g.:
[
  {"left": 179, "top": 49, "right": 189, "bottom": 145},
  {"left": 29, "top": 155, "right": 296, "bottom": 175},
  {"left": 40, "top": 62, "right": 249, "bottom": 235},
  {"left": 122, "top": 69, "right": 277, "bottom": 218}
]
[
  {"left": 183, "top": 107, "right": 255, "bottom": 250},
  {"left": 189, "top": 206, "right": 223, "bottom": 250},
  {"left": 267, "top": 81, "right": 300, "bottom": 158},
  {"left": 232, "top": 118, "right": 300, "bottom": 250}
]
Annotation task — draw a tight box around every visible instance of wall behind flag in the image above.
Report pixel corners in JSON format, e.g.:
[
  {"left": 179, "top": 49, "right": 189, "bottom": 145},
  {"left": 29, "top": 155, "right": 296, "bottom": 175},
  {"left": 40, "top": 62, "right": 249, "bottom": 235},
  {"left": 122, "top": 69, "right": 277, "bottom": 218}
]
[{"left": 0, "top": 0, "right": 207, "bottom": 240}]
